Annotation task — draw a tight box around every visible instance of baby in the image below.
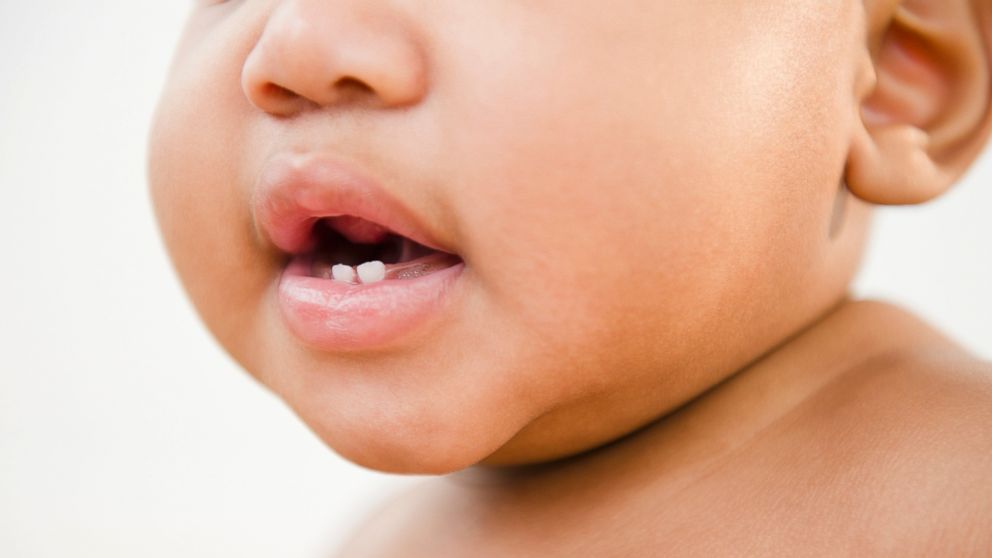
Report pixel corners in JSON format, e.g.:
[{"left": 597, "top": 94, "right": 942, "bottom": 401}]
[{"left": 149, "top": 0, "right": 992, "bottom": 555}]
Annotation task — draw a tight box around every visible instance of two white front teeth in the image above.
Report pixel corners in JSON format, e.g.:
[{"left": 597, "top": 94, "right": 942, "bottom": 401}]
[{"left": 332, "top": 261, "right": 386, "bottom": 284}]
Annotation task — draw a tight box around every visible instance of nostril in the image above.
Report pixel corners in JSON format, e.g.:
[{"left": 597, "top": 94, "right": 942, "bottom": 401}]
[
  {"left": 248, "top": 82, "right": 317, "bottom": 115},
  {"left": 330, "top": 76, "right": 382, "bottom": 107},
  {"left": 254, "top": 79, "right": 375, "bottom": 114},
  {"left": 262, "top": 82, "right": 297, "bottom": 100},
  {"left": 334, "top": 76, "right": 374, "bottom": 95}
]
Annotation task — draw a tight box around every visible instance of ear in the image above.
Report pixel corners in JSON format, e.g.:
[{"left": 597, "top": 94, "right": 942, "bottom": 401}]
[{"left": 846, "top": 0, "right": 992, "bottom": 205}]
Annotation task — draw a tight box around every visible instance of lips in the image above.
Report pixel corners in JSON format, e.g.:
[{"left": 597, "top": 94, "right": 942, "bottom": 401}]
[
  {"left": 253, "top": 152, "right": 464, "bottom": 352},
  {"left": 254, "top": 153, "right": 453, "bottom": 256}
]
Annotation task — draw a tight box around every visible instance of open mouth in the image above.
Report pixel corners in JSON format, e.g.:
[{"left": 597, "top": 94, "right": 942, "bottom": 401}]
[
  {"left": 277, "top": 215, "right": 466, "bottom": 351},
  {"left": 304, "top": 216, "right": 463, "bottom": 284},
  {"left": 256, "top": 151, "right": 466, "bottom": 351}
]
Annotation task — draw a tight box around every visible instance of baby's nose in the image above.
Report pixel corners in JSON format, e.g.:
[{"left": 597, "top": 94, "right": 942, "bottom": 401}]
[{"left": 241, "top": 0, "right": 429, "bottom": 116}]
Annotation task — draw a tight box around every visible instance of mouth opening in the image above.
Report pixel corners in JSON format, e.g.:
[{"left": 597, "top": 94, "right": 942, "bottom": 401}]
[{"left": 306, "top": 217, "right": 461, "bottom": 282}]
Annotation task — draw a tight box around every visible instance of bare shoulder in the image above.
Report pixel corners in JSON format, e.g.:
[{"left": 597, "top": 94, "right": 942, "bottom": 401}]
[
  {"left": 800, "top": 345, "right": 992, "bottom": 548},
  {"left": 825, "top": 345, "right": 992, "bottom": 451}
]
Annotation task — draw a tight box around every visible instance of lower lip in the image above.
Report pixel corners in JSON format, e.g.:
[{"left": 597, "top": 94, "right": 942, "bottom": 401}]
[{"left": 277, "top": 256, "right": 464, "bottom": 352}]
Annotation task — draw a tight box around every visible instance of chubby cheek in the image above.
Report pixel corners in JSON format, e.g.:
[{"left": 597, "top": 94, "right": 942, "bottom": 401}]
[
  {"left": 442, "top": 3, "right": 853, "bottom": 405},
  {"left": 148, "top": 40, "right": 274, "bottom": 371}
]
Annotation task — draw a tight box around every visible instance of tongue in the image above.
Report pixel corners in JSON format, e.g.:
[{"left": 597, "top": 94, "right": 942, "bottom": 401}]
[
  {"left": 324, "top": 216, "right": 391, "bottom": 244},
  {"left": 386, "top": 252, "right": 461, "bottom": 279}
]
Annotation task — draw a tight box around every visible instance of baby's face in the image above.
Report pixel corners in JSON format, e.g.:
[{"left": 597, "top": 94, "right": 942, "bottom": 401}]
[{"left": 150, "top": 0, "right": 867, "bottom": 472}]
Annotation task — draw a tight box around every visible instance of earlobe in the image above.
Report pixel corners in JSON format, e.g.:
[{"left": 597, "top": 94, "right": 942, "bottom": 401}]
[
  {"left": 845, "top": 0, "right": 992, "bottom": 206},
  {"left": 847, "top": 120, "right": 950, "bottom": 205}
]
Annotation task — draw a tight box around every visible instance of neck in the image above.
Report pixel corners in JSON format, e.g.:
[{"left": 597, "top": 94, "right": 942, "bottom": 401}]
[{"left": 453, "top": 297, "right": 962, "bottom": 488}]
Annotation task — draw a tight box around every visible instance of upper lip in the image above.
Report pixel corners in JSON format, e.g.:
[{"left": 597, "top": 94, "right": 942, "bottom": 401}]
[{"left": 252, "top": 151, "right": 452, "bottom": 258}]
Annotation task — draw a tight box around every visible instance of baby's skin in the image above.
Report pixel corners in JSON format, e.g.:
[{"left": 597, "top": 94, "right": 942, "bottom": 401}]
[{"left": 149, "top": 1, "right": 992, "bottom": 555}]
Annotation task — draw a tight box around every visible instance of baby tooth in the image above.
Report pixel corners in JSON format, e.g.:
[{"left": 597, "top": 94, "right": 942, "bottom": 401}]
[
  {"left": 357, "top": 261, "right": 386, "bottom": 284},
  {"left": 331, "top": 264, "right": 356, "bottom": 283}
]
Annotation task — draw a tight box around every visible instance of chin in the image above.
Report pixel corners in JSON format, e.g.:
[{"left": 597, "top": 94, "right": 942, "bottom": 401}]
[
  {"left": 293, "top": 394, "right": 523, "bottom": 475},
  {"left": 325, "top": 426, "right": 507, "bottom": 475}
]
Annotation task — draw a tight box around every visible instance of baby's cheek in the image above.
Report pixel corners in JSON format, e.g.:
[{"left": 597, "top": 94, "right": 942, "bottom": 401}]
[
  {"left": 148, "top": 66, "right": 269, "bottom": 363},
  {"left": 462, "top": 17, "right": 849, "bottom": 405}
]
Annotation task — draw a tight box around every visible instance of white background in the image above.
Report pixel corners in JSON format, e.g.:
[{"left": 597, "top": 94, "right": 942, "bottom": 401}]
[{"left": 1, "top": 2, "right": 989, "bottom": 557}]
